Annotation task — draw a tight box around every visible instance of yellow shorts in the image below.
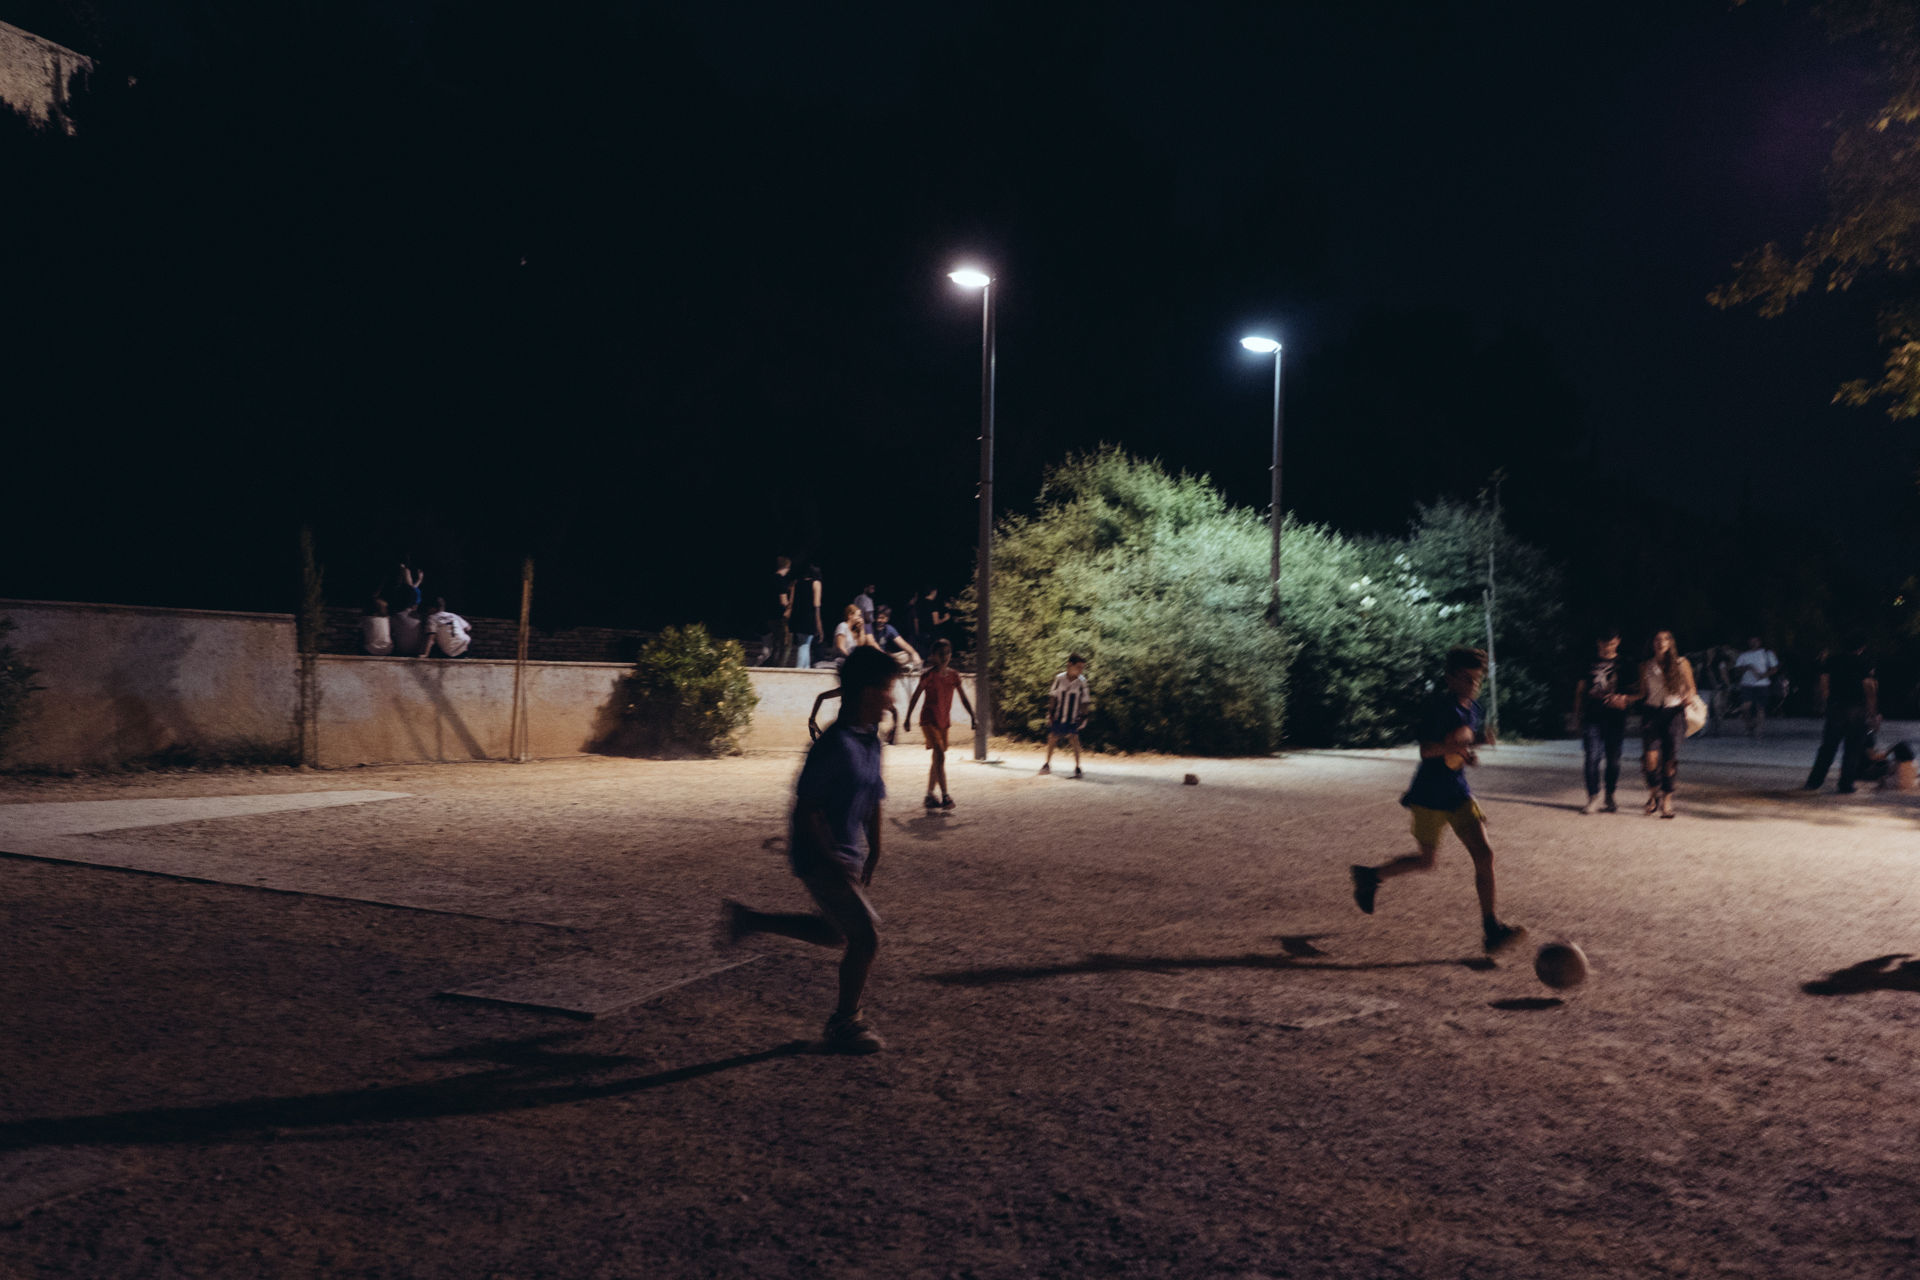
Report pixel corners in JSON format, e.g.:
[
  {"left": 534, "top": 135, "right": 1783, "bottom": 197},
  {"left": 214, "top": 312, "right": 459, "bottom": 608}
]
[{"left": 1408, "top": 799, "right": 1486, "bottom": 847}]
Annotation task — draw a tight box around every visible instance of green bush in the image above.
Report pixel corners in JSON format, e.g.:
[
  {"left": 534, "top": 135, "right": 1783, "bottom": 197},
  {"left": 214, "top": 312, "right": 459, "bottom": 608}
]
[
  {"left": 0, "top": 616, "right": 43, "bottom": 764},
  {"left": 969, "top": 450, "right": 1571, "bottom": 752},
  {"left": 1279, "top": 526, "right": 1460, "bottom": 747},
  {"left": 980, "top": 448, "right": 1293, "bottom": 754},
  {"left": 604, "top": 624, "right": 758, "bottom": 756}
]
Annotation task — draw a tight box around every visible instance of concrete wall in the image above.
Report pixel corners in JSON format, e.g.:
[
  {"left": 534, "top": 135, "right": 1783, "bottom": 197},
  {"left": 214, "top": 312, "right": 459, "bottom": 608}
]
[
  {"left": 1, "top": 599, "right": 973, "bottom": 769},
  {"left": 311, "top": 655, "right": 630, "bottom": 767},
  {"left": 0, "top": 20, "right": 91, "bottom": 132},
  {"left": 0, "top": 599, "right": 299, "bottom": 770}
]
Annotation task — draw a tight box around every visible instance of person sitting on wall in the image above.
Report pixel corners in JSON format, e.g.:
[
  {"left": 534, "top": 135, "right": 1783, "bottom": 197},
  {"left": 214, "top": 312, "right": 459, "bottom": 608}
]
[
  {"left": 390, "top": 595, "right": 425, "bottom": 657},
  {"left": 871, "top": 605, "right": 921, "bottom": 670},
  {"left": 421, "top": 596, "right": 472, "bottom": 658},
  {"left": 361, "top": 595, "right": 393, "bottom": 656}
]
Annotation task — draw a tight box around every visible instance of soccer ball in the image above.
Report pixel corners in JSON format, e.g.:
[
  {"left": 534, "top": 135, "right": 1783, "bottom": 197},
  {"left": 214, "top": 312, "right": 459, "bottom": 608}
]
[{"left": 1533, "top": 941, "right": 1589, "bottom": 991}]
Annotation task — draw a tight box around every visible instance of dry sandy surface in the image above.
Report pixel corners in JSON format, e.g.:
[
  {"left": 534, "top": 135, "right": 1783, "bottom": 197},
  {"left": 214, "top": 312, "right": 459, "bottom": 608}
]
[{"left": 1, "top": 728, "right": 1917, "bottom": 1279}]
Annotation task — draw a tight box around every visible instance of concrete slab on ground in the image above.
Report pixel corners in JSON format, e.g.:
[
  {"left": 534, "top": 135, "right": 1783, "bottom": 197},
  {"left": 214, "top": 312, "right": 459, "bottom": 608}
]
[{"left": 441, "top": 952, "right": 765, "bottom": 1018}]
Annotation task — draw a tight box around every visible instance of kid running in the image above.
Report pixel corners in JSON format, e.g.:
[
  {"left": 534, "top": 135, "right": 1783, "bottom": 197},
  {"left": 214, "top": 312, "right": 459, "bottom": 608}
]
[
  {"left": 724, "top": 646, "right": 899, "bottom": 1053},
  {"left": 904, "top": 639, "right": 975, "bottom": 809},
  {"left": 1350, "top": 645, "right": 1526, "bottom": 954},
  {"left": 1040, "top": 654, "right": 1094, "bottom": 777}
]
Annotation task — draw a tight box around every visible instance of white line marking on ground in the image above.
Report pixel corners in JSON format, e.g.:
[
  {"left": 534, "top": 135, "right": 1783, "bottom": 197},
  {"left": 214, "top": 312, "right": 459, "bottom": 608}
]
[
  {"left": 442, "top": 953, "right": 765, "bottom": 1019},
  {"left": 0, "top": 792, "right": 414, "bottom": 839}
]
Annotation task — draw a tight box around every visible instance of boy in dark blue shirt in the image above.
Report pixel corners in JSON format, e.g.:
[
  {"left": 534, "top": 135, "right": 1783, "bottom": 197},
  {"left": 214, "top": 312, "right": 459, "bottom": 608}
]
[
  {"left": 724, "top": 646, "right": 898, "bottom": 1053},
  {"left": 1350, "top": 646, "right": 1525, "bottom": 954}
]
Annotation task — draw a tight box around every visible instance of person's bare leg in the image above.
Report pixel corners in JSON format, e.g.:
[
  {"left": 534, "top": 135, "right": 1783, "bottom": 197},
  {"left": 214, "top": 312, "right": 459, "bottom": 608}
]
[
  {"left": 933, "top": 745, "right": 949, "bottom": 798},
  {"left": 1042, "top": 734, "right": 1057, "bottom": 771},
  {"left": 835, "top": 915, "right": 878, "bottom": 1018},
  {"left": 1643, "top": 749, "right": 1661, "bottom": 812},
  {"left": 734, "top": 906, "right": 841, "bottom": 947},
  {"left": 1376, "top": 842, "right": 1439, "bottom": 880},
  {"left": 1460, "top": 824, "right": 1498, "bottom": 921},
  {"left": 1071, "top": 734, "right": 1082, "bottom": 770}
]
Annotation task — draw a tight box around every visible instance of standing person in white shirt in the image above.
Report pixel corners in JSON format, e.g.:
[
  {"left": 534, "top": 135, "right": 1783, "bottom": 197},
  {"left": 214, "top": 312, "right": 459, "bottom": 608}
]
[
  {"left": 1732, "top": 635, "right": 1779, "bottom": 740},
  {"left": 421, "top": 597, "right": 472, "bottom": 658},
  {"left": 1039, "top": 654, "right": 1094, "bottom": 778}
]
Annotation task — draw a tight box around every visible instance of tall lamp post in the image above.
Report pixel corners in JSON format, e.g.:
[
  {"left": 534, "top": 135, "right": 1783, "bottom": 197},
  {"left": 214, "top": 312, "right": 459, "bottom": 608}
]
[
  {"left": 951, "top": 267, "right": 996, "bottom": 760},
  {"left": 1240, "top": 336, "right": 1284, "bottom": 622}
]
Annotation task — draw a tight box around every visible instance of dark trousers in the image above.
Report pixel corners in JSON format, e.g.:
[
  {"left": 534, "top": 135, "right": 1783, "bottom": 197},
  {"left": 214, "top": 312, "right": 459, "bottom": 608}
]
[
  {"left": 1806, "top": 707, "right": 1869, "bottom": 791},
  {"left": 1643, "top": 705, "right": 1683, "bottom": 794},
  {"left": 1582, "top": 713, "right": 1625, "bottom": 798}
]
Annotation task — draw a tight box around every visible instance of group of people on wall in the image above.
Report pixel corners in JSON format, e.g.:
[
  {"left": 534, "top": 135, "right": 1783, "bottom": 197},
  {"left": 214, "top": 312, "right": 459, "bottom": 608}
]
[{"left": 764, "top": 557, "right": 951, "bottom": 672}]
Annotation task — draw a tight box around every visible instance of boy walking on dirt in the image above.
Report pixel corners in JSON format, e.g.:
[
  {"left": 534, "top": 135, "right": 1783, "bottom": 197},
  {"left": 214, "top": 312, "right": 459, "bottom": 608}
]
[
  {"left": 1039, "top": 654, "right": 1094, "bottom": 777},
  {"left": 724, "top": 646, "right": 899, "bottom": 1053},
  {"left": 904, "top": 639, "right": 974, "bottom": 809},
  {"left": 1350, "top": 645, "right": 1526, "bottom": 954}
]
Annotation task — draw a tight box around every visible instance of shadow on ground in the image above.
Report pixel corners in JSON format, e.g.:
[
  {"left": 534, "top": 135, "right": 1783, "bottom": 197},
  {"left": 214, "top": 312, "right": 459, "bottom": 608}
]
[
  {"left": 930, "top": 944, "right": 1496, "bottom": 987},
  {"left": 0, "top": 1033, "right": 812, "bottom": 1153},
  {"left": 1802, "top": 954, "right": 1920, "bottom": 996}
]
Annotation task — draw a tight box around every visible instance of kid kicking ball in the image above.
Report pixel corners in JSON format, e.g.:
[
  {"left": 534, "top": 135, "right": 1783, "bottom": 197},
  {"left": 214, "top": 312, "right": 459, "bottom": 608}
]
[{"left": 1533, "top": 941, "right": 1589, "bottom": 991}]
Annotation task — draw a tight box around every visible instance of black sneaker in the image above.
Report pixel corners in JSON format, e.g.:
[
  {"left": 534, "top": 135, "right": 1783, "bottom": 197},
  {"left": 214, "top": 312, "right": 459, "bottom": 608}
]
[
  {"left": 1350, "top": 865, "right": 1380, "bottom": 915},
  {"left": 820, "top": 1012, "right": 884, "bottom": 1055},
  {"left": 924, "top": 793, "right": 940, "bottom": 809},
  {"left": 1482, "top": 920, "right": 1527, "bottom": 954},
  {"left": 940, "top": 795, "right": 955, "bottom": 810},
  {"left": 1038, "top": 763, "right": 1051, "bottom": 776},
  {"left": 1072, "top": 766, "right": 1084, "bottom": 779}
]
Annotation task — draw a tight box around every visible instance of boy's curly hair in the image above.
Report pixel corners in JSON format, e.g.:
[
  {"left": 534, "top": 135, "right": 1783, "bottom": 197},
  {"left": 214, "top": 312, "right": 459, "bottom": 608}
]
[{"left": 1445, "top": 645, "right": 1489, "bottom": 675}]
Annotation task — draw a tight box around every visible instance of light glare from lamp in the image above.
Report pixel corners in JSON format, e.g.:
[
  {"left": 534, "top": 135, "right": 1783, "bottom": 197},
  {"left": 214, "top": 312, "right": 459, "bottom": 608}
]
[
  {"left": 949, "top": 268, "right": 991, "bottom": 289},
  {"left": 1240, "top": 336, "right": 1281, "bottom": 353}
]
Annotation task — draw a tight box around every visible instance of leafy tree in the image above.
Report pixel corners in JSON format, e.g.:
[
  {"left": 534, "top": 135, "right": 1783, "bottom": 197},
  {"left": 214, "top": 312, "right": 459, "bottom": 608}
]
[
  {"left": 1712, "top": 0, "right": 1920, "bottom": 417},
  {"left": 982, "top": 448, "right": 1292, "bottom": 754},
  {"left": 600, "top": 624, "right": 758, "bottom": 757},
  {"left": 1401, "top": 495, "right": 1569, "bottom": 739}
]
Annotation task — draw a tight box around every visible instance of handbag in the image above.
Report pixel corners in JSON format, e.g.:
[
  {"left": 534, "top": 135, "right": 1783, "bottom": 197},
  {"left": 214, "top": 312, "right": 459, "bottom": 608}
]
[{"left": 1682, "top": 691, "right": 1709, "bottom": 738}]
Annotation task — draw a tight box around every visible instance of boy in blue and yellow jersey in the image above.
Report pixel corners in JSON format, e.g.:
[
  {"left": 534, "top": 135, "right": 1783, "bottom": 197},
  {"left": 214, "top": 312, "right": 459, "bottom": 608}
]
[{"left": 1350, "top": 645, "right": 1526, "bottom": 954}]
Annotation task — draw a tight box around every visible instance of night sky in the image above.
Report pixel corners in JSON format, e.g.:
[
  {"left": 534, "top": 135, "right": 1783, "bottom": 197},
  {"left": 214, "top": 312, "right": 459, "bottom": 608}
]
[{"left": 1, "top": 0, "right": 1909, "bottom": 637}]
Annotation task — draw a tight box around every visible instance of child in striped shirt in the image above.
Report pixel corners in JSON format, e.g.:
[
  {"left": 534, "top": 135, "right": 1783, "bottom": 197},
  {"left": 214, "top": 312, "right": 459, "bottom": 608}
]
[{"left": 1039, "top": 654, "right": 1093, "bottom": 778}]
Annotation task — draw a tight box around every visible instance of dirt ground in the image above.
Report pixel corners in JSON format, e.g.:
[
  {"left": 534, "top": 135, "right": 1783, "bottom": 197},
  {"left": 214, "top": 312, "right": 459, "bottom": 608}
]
[{"left": 1, "top": 728, "right": 1917, "bottom": 1279}]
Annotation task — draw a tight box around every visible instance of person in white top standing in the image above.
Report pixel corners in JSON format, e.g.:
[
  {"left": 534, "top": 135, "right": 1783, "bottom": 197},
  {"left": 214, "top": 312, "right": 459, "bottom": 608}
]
[
  {"left": 422, "top": 597, "right": 472, "bottom": 658},
  {"left": 1732, "top": 635, "right": 1779, "bottom": 740},
  {"left": 1039, "top": 654, "right": 1095, "bottom": 778}
]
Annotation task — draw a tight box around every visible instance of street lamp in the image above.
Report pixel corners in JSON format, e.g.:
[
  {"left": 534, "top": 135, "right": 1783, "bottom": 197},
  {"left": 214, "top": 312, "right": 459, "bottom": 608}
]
[
  {"left": 1240, "top": 336, "right": 1284, "bottom": 622},
  {"left": 952, "top": 267, "right": 995, "bottom": 760}
]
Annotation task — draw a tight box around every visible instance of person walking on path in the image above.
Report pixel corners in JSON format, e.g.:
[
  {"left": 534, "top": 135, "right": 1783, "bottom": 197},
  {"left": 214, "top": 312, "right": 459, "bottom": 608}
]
[
  {"left": 1039, "top": 654, "right": 1094, "bottom": 777},
  {"left": 1805, "top": 636, "right": 1878, "bottom": 793},
  {"left": 1640, "top": 629, "right": 1696, "bottom": 818},
  {"left": 1350, "top": 645, "right": 1525, "bottom": 954},
  {"left": 1732, "top": 635, "right": 1780, "bottom": 739},
  {"left": 789, "top": 564, "right": 823, "bottom": 670},
  {"left": 1572, "top": 625, "right": 1631, "bottom": 813},
  {"left": 723, "top": 646, "right": 898, "bottom": 1054},
  {"left": 904, "top": 639, "right": 974, "bottom": 810}
]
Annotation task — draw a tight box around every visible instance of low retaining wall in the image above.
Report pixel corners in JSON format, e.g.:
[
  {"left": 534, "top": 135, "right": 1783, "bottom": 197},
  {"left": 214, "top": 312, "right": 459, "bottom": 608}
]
[
  {"left": 1, "top": 599, "right": 299, "bottom": 769},
  {"left": 0, "top": 599, "right": 972, "bottom": 769}
]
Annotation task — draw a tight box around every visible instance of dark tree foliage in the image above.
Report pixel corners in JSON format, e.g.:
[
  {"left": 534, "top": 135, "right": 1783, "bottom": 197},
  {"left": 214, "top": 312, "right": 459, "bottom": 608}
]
[{"left": 1713, "top": 0, "right": 1920, "bottom": 418}]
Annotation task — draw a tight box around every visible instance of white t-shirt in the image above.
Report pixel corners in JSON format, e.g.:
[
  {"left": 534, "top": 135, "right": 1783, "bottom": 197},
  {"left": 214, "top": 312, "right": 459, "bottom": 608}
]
[
  {"left": 425, "top": 610, "right": 472, "bottom": 657},
  {"left": 1734, "top": 648, "right": 1777, "bottom": 689},
  {"left": 360, "top": 614, "right": 393, "bottom": 656}
]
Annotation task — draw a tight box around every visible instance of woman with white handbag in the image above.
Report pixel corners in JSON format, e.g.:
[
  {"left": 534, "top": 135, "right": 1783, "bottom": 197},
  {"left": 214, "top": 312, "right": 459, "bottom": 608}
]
[{"left": 1640, "top": 630, "right": 1702, "bottom": 819}]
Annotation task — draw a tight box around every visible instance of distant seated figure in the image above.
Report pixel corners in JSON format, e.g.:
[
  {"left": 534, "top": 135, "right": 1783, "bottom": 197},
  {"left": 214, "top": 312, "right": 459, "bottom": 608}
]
[
  {"left": 361, "top": 595, "right": 393, "bottom": 656},
  {"left": 422, "top": 596, "right": 472, "bottom": 658},
  {"left": 872, "top": 604, "right": 920, "bottom": 669},
  {"left": 389, "top": 599, "right": 425, "bottom": 656}
]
